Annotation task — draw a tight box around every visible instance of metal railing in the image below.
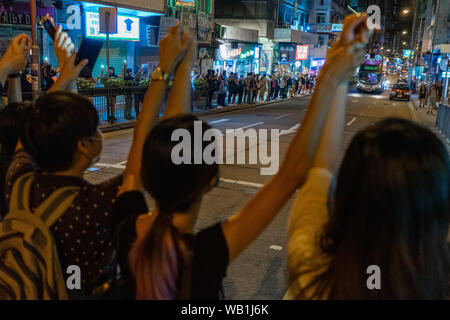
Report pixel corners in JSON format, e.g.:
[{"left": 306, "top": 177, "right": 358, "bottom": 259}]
[{"left": 436, "top": 103, "right": 450, "bottom": 143}]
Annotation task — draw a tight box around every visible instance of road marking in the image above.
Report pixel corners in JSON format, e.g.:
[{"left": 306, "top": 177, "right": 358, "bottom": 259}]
[
  {"left": 279, "top": 123, "right": 300, "bottom": 136},
  {"left": 351, "top": 100, "right": 359, "bottom": 103},
  {"left": 220, "top": 178, "right": 264, "bottom": 188},
  {"left": 237, "top": 122, "right": 264, "bottom": 130},
  {"left": 359, "top": 112, "right": 364, "bottom": 116},
  {"left": 209, "top": 118, "right": 230, "bottom": 124},
  {"left": 270, "top": 245, "right": 283, "bottom": 251},
  {"left": 94, "top": 162, "right": 126, "bottom": 169},
  {"left": 347, "top": 117, "right": 357, "bottom": 126},
  {"left": 274, "top": 113, "right": 290, "bottom": 119}
]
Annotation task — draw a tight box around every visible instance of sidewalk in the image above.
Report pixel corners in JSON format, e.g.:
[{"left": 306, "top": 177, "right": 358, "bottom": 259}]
[
  {"left": 100, "top": 93, "right": 312, "bottom": 133},
  {"left": 409, "top": 94, "right": 450, "bottom": 148}
]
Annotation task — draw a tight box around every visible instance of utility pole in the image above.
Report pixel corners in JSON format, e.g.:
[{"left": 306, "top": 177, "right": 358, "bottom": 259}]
[{"left": 30, "top": 0, "right": 41, "bottom": 101}]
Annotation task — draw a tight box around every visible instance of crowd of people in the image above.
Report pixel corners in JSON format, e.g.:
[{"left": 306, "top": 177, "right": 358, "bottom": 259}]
[
  {"left": 0, "top": 14, "right": 449, "bottom": 301},
  {"left": 417, "top": 79, "right": 445, "bottom": 115},
  {"left": 202, "top": 69, "right": 316, "bottom": 108}
]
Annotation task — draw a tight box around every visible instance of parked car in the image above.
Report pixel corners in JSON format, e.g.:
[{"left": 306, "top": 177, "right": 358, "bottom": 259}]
[{"left": 389, "top": 83, "right": 411, "bottom": 101}]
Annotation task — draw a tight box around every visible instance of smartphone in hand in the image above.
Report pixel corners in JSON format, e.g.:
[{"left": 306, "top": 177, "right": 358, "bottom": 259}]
[
  {"left": 75, "top": 38, "right": 103, "bottom": 79},
  {"left": 40, "top": 14, "right": 57, "bottom": 41}
]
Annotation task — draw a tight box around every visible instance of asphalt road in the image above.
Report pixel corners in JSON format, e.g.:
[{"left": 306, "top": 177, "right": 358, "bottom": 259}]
[{"left": 83, "top": 85, "right": 416, "bottom": 300}]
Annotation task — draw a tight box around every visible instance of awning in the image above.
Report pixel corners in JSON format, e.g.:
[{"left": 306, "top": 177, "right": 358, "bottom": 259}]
[{"left": 274, "top": 28, "right": 318, "bottom": 45}]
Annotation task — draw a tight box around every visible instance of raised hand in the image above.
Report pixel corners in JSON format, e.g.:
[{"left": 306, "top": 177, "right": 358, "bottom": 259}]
[
  {"left": 54, "top": 25, "right": 75, "bottom": 69},
  {"left": 48, "top": 52, "right": 88, "bottom": 92},
  {"left": 0, "top": 33, "right": 31, "bottom": 75},
  {"left": 158, "top": 23, "right": 192, "bottom": 75}
]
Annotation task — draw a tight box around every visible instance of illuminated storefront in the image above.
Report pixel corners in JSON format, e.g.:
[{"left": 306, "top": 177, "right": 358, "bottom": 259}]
[{"left": 215, "top": 43, "right": 261, "bottom": 76}]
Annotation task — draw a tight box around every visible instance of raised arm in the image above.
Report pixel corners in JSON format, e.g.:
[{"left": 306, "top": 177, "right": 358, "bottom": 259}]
[
  {"left": 163, "top": 38, "right": 196, "bottom": 119},
  {"left": 119, "top": 24, "right": 191, "bottom": 193},
  {"left": 94, "top": 69, "right": 104, "bottom": 83},
  {"left": 134, "top": 67, "right": 144, "bottom": 80},
  {"left": 313, "top": 15, "right": 372, "bottom": 172},
  {"left": 0, "top": 34, "right": 31, "bottom": 87},
  {"left": 48, "top": 25, "right": 83, "bottom": 93},
  {"left": 221, "top": 14, "right": 368, "bottom": 262}
]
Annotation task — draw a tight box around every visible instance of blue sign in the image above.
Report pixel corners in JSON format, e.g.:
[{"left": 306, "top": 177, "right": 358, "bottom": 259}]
[{"left": 254, "top": 47, "right": 260, "bottom": 59}]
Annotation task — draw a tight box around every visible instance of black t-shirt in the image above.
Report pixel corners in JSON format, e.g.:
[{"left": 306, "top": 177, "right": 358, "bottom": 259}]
[{"left": 114, "top": 191, "right": 229, "bottom": 300}]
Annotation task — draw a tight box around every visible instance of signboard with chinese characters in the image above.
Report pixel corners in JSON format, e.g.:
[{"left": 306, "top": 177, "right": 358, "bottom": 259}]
[
  {"left": 85, "top": 11, "right": 139, "bottom": 41},
  {"left": 158, "top": 17, "right": 179, "bottom": 43},
  {"left": 296, "top": 45, "right": 309, "bottom": 61},
  {"left": 176, "top": 0, "right": 195, "bottom": 7}
]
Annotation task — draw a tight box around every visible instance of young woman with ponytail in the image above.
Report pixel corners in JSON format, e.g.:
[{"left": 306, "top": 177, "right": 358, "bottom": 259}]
[{"left": 112, "top": 14, "right": 370, "bottom": 299}]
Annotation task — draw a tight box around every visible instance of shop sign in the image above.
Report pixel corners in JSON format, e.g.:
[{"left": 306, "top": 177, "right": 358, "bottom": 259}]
[
  {"left": 85, "top": 11, "right": 139, "bottom": 41},
  {"left": 219, "top": 44, "right": 242, "bottom": 60},
  {"left": 176, "top": 0, "right": 195, "bottom": 7},
  {"left": 296, "top": 45, "right": 308, "bottom": 61},
  {"left": 158, "top": 17, "right": 179, "bottom": 43},
  {"left": 0, "top": 3, "right": 55, "bottom": 25},
  {"left": 240, "top": 49, "right": 255, "bottom": 59}
]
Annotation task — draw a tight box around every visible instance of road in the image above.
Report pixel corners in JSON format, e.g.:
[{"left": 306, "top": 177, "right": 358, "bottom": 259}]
[{"left": 83, "top": 87, "right": 417, "bottom": 300}]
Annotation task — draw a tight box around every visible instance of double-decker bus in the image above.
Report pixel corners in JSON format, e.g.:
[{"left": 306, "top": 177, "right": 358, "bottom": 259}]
[{"left": 357, "top": 54, "right": 384, "bottom": 94}]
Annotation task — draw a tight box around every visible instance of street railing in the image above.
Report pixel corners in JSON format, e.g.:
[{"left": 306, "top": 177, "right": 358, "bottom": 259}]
[{"left": 436, "top": 103, "right": 450, "bottom": 143}]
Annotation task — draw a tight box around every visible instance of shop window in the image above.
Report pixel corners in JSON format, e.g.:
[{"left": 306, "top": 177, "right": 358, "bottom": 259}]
[{"left": 317, "top": 13, "right": 326, "bottom": 23}]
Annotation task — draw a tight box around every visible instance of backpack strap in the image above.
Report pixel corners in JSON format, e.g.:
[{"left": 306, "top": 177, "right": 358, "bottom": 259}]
[
  {"left": 34, "top": 187, "right": 81, "bottom": 228},
  {"left": 9, "top": 172, "right": 34, "bottom": 214}
]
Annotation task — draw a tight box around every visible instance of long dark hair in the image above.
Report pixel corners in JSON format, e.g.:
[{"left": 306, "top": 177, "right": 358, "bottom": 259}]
[
  {"left": 129, "top": 114, "right": 219, "bottom": 299},
  {"left": 297, "top": 118, "right": 450, "bottom": 299}
]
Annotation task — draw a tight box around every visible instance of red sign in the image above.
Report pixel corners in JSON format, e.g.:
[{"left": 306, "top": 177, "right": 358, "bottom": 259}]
[{"left": 296, "top": 45, "right": 309, "bottom": 61}]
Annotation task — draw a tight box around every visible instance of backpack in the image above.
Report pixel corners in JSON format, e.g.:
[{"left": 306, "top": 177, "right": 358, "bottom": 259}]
[{"left": 0, "top": 172, "right": 80, "bottom": 300}]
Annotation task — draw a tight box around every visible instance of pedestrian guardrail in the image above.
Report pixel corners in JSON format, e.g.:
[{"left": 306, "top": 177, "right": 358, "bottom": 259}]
[{"left": 436, "top": 103, "right": 450, "bottom": 143}]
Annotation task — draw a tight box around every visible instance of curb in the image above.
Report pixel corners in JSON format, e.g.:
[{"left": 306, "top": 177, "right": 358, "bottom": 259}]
[{"left": 99, "top": 95, "right": 311, "bottom": 133}]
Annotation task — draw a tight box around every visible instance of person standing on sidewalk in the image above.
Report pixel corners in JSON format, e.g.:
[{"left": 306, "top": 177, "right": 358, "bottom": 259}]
[
  {"left": 418, "top": 80, "right": 427, "bottom": 108},
  {"left": 427, "top": 83, "right": 438, "bottom": 115},
  {"left": 251, "top": 74, "right": 258, "bottom": 103},
  {"left": 244, "top": 73, "right": 251, "bottom": 104},
  {"left": 259, "top": 74, "right": 267, "bottom": 102},
  {"left": 436, "top": 80, "right": 443, "bottom": 110},
  {"left": 237, "top": 74, "right": 245, "bottom": 104},
  {"left": 206, "top": 70, "right": 217, "bottom": 109}
]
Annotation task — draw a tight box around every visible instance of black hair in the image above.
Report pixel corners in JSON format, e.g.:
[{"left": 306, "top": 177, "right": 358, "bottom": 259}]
[
  {"left": 21, "top": 91, "right": 99, "bottom": 172},
  {"left": 297, "top": 118, "right": 450, "bottom": 299},
  {"left": 132, "top": 114, "right": 219, "bottom": 299},
  {"left": 0, "top": 103, "right": 32, "bottom": 216},
  {"left": 141, "top": 114, "right": 219, "bottom": 213}
]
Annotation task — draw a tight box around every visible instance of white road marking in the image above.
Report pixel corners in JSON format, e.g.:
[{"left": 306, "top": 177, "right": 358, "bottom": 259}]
[
  {"left": 279, "top": 123, "right": 300, "bottom": 136},
  {"left": 237, "top": 122, "right": 264, "bottom": 130},
  {"left": 360, "top": 112, "right": 364, "bottom": 116},
  {"left": 274, "top": 113, "right": 290, "bottom": 119},
  {"left": 219, "top": 178, "right": 264, "bottom": 188},
  {"left": 270, "top": 245, "right": 283, "bottom": 251},
  {"left": 209, "top": 118, "right": 230, "bottom": 124},
  {"left": 94, "top": 163, "right": 126, "bottom": 169},
  {"left": 347, "top": 117, "right": 357, "bottom": 126},
  {"left": 352, "top": 100, "right": 359, "bottom": 103}
]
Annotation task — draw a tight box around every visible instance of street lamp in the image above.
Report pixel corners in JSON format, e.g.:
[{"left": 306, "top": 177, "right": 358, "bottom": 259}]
[
  {"left": 402, "top": 30, "right": 407, "bottom": 35},
  {"left": 402, "top": 8, "right": 410, "bottom": 15}
]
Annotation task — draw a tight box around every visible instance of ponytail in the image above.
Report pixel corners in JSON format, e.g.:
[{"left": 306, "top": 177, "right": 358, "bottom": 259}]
[{"left": 129, "top": 212, "right": 191, "bottom": 300}]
